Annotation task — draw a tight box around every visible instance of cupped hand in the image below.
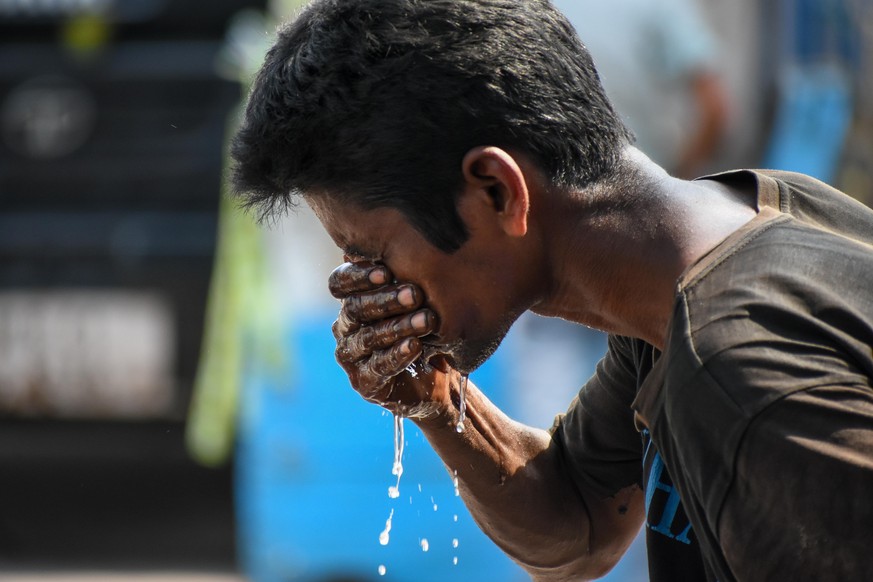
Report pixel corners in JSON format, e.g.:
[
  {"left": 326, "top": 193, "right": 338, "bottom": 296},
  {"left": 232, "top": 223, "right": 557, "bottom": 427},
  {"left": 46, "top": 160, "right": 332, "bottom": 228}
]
[{"left": 328, "top": 261, "right": 455, "bottom": 415}]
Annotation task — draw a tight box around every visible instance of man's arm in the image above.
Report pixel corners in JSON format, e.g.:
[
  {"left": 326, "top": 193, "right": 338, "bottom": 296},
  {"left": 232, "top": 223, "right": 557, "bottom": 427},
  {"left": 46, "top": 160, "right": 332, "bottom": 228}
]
[
  {"left": 417, "top": 379, "right": 644, "bottom": 581},
  {"left": 328, "top": 261, "right": 644, "bottom": 580}
]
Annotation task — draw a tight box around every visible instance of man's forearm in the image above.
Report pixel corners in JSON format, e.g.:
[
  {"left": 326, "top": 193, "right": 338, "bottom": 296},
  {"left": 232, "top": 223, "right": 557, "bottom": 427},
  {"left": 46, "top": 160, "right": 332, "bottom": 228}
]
[{"left": 415, "top": 379, "right": 644, "bottom": 581}]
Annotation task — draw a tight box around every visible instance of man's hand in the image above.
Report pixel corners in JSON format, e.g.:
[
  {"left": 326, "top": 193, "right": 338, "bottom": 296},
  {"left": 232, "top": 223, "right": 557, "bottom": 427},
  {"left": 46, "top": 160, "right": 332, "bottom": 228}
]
[{"left": 328, "top": 261, "right": 450, "bottom": 413}]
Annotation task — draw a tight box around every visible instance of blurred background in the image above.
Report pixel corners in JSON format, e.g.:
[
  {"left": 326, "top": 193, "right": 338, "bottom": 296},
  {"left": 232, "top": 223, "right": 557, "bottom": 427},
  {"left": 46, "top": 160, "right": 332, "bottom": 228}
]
[{"left": 0, "top": 0, "right": 870, "bottom": 581}]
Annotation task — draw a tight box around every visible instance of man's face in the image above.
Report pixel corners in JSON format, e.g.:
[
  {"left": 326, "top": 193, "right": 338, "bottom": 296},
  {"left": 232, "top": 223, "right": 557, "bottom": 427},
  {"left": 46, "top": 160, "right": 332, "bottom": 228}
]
[{"left": 308, "top": 196, "right": 532, "bottom": 373}]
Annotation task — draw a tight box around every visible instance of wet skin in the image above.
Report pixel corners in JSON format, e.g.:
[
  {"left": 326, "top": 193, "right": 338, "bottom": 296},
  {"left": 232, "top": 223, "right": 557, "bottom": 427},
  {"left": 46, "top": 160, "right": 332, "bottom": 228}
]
[
  {"left": 327, "top": 259, "right": 448, "bottom": 409},
  {"left": 312, "top": 168, "right": 538, "bottom": 415},
  {"left": 325, "top": 251, "right": 524, "bottom": 416}
]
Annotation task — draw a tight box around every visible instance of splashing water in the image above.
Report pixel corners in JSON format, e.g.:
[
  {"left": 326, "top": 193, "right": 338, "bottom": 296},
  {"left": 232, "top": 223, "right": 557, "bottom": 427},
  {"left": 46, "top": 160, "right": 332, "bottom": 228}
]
[
  {"left": 379, "top": 509, "right": 394, "bottom": 546},
  {"left": 420, "top": 538, "right": 430, "bottom": 552},
  {"left": 376, "top": 410, "right": 408, "bottom": 568},
  {"left": 392, "top": 413, "right": 404, "bottom": 477},
  {"left": 452, "top": 538, "right": 459, "bottom": 548},
  {"left": 453, "top": 557, "right": 459, "bottom": 566},
  {"left": 455, "top": 374, "right": 469, "bottom": 433},
  {"left": 388, "top": 413, "right": 405, "bottom": 498}
]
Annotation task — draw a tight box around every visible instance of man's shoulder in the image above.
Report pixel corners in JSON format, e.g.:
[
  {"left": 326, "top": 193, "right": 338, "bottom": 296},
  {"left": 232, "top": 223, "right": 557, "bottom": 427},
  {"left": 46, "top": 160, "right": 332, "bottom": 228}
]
[
  {"left": 706, "top": 168, "right": 873, "bottom": 246},
  {"left": 683, "top": 213, "right": 873, "bottom": 325},
  {"left": 677, "top": 216, "right": 873, "bottom": 399}
]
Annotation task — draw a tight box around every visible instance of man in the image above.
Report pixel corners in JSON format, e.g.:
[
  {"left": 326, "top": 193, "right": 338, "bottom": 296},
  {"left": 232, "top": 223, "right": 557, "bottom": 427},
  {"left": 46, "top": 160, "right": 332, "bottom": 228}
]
[{"left": 230, "top": 0, "right": 873, "bottom": 580}]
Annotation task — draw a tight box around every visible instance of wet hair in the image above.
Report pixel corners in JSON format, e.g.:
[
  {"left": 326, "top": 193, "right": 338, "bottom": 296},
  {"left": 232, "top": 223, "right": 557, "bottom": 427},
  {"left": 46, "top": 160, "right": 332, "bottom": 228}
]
[{"left": 231, "top": 0, "right": 632, "bottom": 252}]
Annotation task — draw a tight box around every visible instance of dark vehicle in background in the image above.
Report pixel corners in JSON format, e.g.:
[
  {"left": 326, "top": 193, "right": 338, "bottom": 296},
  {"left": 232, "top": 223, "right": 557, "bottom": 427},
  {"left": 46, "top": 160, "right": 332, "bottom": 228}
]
[{"left": 0, "top": 0, "right": 263, "bottom": 571}]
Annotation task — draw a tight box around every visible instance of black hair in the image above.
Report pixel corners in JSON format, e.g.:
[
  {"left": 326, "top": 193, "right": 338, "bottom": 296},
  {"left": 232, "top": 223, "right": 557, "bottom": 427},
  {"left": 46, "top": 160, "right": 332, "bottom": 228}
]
[{"left": 231, "top": 0, "right": 632, "bottom": 252}]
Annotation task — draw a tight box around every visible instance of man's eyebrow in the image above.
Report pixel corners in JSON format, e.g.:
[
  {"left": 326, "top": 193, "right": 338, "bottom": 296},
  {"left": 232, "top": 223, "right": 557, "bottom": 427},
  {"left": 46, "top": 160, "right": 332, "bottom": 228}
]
[{"left": 343, "top": 244, "right": 380, "bottom": 261}]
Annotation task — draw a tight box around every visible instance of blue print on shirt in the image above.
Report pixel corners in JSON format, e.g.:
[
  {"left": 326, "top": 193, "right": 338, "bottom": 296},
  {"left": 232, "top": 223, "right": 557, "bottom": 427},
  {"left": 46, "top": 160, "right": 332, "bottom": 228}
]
[{"left": 643, "top": 430, "right": 693, "bottom": 545}]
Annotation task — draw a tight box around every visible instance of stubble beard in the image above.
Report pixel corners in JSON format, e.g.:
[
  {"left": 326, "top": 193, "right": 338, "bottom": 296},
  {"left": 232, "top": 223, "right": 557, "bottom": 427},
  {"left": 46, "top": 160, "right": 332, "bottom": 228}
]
[{"left": 440, "top": 308, "right": 521, "bottom": 375}]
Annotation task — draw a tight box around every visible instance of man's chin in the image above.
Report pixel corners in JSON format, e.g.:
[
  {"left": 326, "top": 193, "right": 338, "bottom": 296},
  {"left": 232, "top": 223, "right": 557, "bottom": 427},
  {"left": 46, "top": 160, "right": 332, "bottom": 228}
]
[
  {"left": 423, "top": 311, "right": 520, "bottom": 375},
  {"left": 445, "top": 334, "right": 506, "bottom": 375}
]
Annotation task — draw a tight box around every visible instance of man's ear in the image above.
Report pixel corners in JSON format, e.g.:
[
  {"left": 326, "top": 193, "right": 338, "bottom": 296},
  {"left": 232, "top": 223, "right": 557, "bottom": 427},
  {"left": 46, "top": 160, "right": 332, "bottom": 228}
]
[{"left": 461, "top": 146, "right": 530, "bottom": 237}]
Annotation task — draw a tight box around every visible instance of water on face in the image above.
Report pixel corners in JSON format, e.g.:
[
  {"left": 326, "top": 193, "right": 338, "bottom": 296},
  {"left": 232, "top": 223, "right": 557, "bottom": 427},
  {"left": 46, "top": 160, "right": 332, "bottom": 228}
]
[{"left": 455, "top": 374, "right": 469, "bottom": 433}]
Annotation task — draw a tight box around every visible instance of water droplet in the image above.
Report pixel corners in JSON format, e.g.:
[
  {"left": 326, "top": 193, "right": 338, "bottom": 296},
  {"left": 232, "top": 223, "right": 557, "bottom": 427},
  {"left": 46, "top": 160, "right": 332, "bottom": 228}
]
[
  {"left": 418, "top": 483, "right": 422, "bottom": 492},
  {"left": 452, "top": 538, "right": 459, "bottom": 548},
  {"left": 452, "top": 470, "right": 460, "bottom": 496},
  {"left": 453, "top": 514, "right": 458, "bottom": 522},
  {"left": 420, "top": 538, "right": 429, "bottom": 552},
  {"left": 378, "top": 564, "right": 387, "bottom": 576},
  {"left": 379, "top": 509, "right": 394, "bottom": 546},
  {"left": 455, "top": 374, "right": 468, "bottom": 432},
  {"left": 453, "top": 557, "right": 458, "bottom": 566}
]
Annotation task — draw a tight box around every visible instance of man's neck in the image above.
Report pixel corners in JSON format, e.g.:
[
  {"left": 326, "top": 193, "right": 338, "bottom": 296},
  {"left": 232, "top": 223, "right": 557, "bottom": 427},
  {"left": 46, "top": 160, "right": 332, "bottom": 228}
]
[{"left": 531, "top": 148, "right": 757, "bottom": 349}]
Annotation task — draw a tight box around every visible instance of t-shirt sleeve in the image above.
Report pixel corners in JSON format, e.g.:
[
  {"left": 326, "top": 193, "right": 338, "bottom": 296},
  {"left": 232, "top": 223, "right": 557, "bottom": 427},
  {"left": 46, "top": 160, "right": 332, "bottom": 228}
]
[{"left": 550, "top": 334, "right": 643, "bottom": 499}]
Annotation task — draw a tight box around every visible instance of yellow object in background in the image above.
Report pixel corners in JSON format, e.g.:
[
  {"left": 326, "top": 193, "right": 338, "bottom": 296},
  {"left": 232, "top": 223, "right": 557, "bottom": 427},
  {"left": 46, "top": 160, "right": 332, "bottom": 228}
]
[
  {"left": 186, "top": 4, "right": 301, "bottom": 467},
  {"left": 62, "top": 12, "right": 111, "bottom": 59},
  {"left": 186, "top": 127, "right": 287, "bottom": 467}
]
